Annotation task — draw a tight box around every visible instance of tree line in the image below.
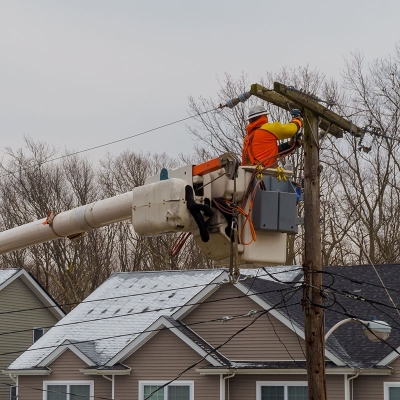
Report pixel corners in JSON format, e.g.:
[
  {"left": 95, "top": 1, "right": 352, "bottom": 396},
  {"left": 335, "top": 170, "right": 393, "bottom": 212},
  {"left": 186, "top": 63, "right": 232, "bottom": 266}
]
[{"left": 1, "top": 46, "right": 399, "bottom": 310}]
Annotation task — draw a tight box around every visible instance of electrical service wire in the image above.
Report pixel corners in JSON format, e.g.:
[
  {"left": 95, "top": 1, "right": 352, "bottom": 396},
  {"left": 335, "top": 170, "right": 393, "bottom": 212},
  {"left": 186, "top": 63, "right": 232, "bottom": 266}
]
[
  {"left": 0, "top": 285, "right": 300, "bottom": 356},
  {"left": 0, "top": 268, "right": 303, "bottom": 318},
  {"left": 0, "top": 297, "right": 300, "bottom": 360},
  {"left": 144, "top": 287, "right": 302, "bottom": 400},
  {"left": 0, "top": 106, "right": 221, "bottom": 180}
]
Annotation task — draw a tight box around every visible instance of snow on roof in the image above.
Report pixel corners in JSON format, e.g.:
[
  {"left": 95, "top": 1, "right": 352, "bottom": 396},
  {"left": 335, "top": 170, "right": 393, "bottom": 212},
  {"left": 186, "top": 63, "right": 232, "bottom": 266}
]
[
  {"left": 8, "top": 269, "right": 225, "bottom": 369},
  {"left": 241, "top": 265, "right": 303, "bottom": 283},
  {"left": 0, "top": 268, "right": 21, "bottom": 287}
]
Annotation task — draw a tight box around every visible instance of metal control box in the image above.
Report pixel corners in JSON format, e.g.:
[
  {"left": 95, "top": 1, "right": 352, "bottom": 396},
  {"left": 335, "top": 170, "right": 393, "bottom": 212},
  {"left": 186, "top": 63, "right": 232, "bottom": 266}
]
[{"left": 252, "top": 177, "right": 298, "bottom": 234}]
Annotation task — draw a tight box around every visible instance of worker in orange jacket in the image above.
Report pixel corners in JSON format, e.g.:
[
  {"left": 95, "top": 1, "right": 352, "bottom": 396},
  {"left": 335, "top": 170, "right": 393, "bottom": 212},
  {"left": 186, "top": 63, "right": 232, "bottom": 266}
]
[{"left": 242, "top": 104, "right": 303, "bottom": 168}]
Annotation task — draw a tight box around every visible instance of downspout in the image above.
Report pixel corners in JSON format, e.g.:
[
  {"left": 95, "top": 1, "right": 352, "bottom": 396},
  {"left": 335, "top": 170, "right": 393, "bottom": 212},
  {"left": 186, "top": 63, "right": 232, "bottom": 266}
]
[
  {"left": 220, "top": 371, "right": 236, "bottom": 400},
  {"left": 102, "top": 375, "right": 115, "bottom": 400},
  {"left": 346, "top": 372, "right": 359, "bottom": 400}
]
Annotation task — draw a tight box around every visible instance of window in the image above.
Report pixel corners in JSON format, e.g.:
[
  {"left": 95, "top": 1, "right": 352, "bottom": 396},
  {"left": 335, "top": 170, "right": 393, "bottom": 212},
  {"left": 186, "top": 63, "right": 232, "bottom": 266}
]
[
  {"left": 384, "top": 383, "right": 400, "bottom": 400},
  {"left": 33, "top": 327, "right": 45, "bottom": 343},
  {"left": 43, "top": 381, "right": 93, "bottom": 400},
  {"left": 257, "top": 382, "right": 308, "bottom": 400},
  {"left": 139, "top": 381, "right": 193, "bottom": 400},
  {"left": 10, "top": 385, "right": 17, "bottom": 400}
]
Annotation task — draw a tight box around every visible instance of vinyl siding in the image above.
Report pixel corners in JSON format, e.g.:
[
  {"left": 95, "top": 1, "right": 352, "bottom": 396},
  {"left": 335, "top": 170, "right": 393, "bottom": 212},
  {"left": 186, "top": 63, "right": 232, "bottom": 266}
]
[
  {"left": 0, "top": 277, "right": 60, "bottom": 400},
  {"left": 183, "top": 283, "right": 307, "bottom": 360},
  {"left": 224, "top": 374, "right": 344, "bottom": 400},
  {"left": 18, "top": 349, "right": 111, "bottom": 400},
  {"left": 353, "top": 356, "right": 400, "bottom": 400},
  {"left": 118, "top": 328, "right": 220, "bottom": 400}
]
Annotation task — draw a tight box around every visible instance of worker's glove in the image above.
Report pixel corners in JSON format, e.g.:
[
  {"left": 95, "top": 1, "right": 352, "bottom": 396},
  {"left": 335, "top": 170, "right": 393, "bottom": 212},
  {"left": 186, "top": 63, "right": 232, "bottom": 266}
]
[
  {"left": 291, "top": 116, "right": 303, "bottom": 131},
  {"left": 289, "top": 133, "right": 303, "bottom": 148}
]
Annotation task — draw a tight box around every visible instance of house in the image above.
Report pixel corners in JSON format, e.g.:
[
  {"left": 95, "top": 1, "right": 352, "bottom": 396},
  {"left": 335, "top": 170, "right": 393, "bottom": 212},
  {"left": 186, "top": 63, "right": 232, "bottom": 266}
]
[
  {"left": 5, "top": 265, "right": 400, "bottom": 400},
  {"left": 0, "top": 268, "right": 65, "bottom": 400}
]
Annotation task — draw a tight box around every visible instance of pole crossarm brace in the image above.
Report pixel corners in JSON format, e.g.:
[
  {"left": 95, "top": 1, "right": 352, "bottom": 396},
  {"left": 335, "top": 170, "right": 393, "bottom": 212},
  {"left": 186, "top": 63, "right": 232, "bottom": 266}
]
[
  {"left": 273, "top": 82, "right": 363, "bottom": 137},
  {"left": 250, "top": 84, "right": 343, "bottom": 138}
]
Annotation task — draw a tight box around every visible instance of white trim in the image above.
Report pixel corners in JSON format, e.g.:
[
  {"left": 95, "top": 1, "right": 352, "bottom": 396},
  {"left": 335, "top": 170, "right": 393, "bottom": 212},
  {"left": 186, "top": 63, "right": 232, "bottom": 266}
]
[
  {"left": 80, "top": 368, "right": 131, "bottom": 376},
  {"left": 33, "top": 327, "right": 45, "bottom": 344},
  {"left": 43, "top": 380, "right": 94, "bottom": 400},
  {"left": 256, "top": 380, "right": 308, "bottom": 400},
  {"left": 384, "top": 382, "right": 400, "bottom": 400},
  {"left": 378, "top": 348, "right": 400, "bottom": 366},
  {"left": 172, "top": 273, "right": 227, "bottom": 320},
  {"left": 2, "top": 369, "right": 51, "bottom": 376},
  {"left": 0, "top": 269, "right": 65, "bottom": 319},
  {"left": 196, "top": 367, "right": 392, "bottom": 376},
  {"left": 139, "top": 380, "right": 194, "bottom": 400},
  {"left": 38, "top": 340, "right": 95, "bottom": 367},
  {"left": 0, "top": 269, "right": 21, "bottom": 291},
  {"left": 106, "top": 316, "right": 223, "bottom": 367},
  {"left": 233, "top": 281, "right": 346, "bottom": 367}
]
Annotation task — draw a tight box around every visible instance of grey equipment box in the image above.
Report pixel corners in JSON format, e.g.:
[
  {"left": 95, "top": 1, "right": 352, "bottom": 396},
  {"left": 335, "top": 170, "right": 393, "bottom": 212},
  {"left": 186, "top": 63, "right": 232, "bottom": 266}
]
[{"left": 252, "top": 176, "right": 298, "bottom": 234}]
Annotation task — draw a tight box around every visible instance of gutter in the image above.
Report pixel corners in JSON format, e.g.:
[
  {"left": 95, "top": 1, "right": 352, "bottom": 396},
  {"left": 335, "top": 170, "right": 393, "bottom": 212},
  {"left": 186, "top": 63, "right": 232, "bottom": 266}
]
[
  {"left": 196, "top": 368, "right": 391, "bottom": 376},
  {"left": 2, "top": 369, "right": 51, "bottom": 376},
  {"left": 79, "top": 368, "right": 131, "bottom": 376}
]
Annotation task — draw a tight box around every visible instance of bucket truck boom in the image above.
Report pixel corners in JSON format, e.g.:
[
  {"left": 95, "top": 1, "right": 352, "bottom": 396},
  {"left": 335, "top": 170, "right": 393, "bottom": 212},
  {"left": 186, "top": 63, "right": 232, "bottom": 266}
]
[{"left": 0, "top": 154, "right": 300, "bottom": 267}]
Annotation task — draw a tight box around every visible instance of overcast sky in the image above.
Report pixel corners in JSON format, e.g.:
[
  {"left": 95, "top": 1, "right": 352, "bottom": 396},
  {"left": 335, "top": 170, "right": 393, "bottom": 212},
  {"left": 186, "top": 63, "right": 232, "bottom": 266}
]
[{"left": 1, "top": 0, "right": 399, "bottom": 164}]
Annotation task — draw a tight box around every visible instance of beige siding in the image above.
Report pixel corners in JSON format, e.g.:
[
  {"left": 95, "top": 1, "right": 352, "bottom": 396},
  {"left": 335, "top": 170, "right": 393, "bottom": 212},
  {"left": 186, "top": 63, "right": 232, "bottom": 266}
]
[
  {"left": 223, "top": 373, "right": 344, "bottom": 400},
  {"left": 326, "top": 375, "right": 346, "bottom": 400},
  {"left": 119, "top": 328, "right": 220, "bottom": 400},
  {"left": 183, "top": 283, "right": 307, "bottom": 360},
  {"left": 0, "top": 277, "right": 60, "bottom": 400},
  {"left": 353, "top": 356, "right": 400, "bottom": 400},
  {"left": 18, "top": 349, "right": 111, "bottom": 400}
]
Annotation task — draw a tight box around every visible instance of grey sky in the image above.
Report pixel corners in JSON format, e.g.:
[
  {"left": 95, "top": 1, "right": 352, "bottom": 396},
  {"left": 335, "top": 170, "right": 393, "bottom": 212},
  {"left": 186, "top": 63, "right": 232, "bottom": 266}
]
[{"left": 1, "top": 0, "right": 399, "bottom": 163}]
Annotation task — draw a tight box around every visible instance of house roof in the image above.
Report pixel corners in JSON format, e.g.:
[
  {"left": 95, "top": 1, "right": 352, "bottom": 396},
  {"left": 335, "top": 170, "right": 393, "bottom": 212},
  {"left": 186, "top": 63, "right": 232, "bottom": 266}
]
[
  {"left": 0, "top": 268, "right": 65, "bottom": 319},
  {"left": 8, "top": 269, "right": 226, "bottom": 370},
  {"left": 7, "top": 265, "right": 400, "bottom": 372}
]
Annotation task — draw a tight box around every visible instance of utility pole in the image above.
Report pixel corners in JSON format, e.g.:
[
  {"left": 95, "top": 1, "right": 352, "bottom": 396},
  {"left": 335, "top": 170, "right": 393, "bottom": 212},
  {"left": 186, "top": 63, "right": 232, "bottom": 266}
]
[{"left": 252, "top": 82, "right": 361, "bottom": 400}]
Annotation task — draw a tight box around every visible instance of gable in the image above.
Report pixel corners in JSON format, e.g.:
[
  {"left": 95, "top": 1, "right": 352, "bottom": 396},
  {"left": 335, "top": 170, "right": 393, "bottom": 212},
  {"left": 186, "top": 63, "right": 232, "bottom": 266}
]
[
  {"left": 182, "top": 283, "right": 307, "bottom": 361},
  {"left": 125, "top": 327, "right": 213, "bottom": 377}
]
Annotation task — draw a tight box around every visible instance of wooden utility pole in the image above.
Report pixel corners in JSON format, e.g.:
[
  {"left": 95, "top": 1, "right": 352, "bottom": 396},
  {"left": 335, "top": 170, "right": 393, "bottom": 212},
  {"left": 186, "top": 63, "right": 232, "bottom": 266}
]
[
  {"left": 302, "top": 108, "right": 326, "bottom": 400},
  {"left": 252, "top": 82, "right": 361, "bottom": 400}
]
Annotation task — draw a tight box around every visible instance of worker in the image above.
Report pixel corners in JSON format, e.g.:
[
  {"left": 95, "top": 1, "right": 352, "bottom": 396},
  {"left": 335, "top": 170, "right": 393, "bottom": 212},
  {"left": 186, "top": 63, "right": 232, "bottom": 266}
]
[{"left": 242, "top": 104, "right": 303, "bottom": 168}]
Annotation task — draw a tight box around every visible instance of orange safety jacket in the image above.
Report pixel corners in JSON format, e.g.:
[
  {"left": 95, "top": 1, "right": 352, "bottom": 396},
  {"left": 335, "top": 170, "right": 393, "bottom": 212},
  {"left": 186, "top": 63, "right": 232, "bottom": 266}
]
[{"left": 242, "top": 115, "right": 303, "bottom": 167}]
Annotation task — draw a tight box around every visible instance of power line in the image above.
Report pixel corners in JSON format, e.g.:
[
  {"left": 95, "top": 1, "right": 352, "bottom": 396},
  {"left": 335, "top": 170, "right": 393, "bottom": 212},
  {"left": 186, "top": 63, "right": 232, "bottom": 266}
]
[
  {"left": 0, "top": 268, "right": 302, "bottom": 317},
  {"left": 0, "top": 107, "right": 220, "bottom": 180},
  {"left": 144, "top": 293, "right": 300, "bottom": 400},
  {"left": 0, "top": 284, "right": 295, "bottom": 338},
  {"left": 0, "top": 288, "right": 299, "bottom": 358}
]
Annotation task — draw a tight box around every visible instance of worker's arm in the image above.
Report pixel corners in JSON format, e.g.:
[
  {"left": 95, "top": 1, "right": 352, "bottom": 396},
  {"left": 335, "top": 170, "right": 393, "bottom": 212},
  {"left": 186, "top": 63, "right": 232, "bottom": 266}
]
[{"left": 261, "top": 117, "right": 303, "bottom": 140}]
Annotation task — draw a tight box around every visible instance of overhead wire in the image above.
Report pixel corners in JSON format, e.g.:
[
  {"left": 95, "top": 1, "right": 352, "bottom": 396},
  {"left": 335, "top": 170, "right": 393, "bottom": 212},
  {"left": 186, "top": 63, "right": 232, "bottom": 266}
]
[
  {"left": 0, "top": 286, "right": 300, "bottom": 357},
  {"left": 144, "top": 293, "right": 299, "bottom": 400},
  {"left": 0, "top": 268, "right": 303, "bottom": 317},
  {"left": 0, "top": 106, "right": 221, "bottom": 180}
]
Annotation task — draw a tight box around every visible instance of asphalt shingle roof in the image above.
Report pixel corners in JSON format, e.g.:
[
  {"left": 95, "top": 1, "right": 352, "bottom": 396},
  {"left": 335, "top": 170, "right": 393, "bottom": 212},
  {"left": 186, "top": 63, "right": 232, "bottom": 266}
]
[{"left": 8, "top": 269, "right": 225, "bottom": 369}]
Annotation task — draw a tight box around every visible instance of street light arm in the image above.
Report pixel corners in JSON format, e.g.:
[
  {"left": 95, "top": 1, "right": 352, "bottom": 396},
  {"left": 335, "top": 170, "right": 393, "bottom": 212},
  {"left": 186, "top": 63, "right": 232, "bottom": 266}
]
[{"left": 325, "top": 318, "right": 368, "bottom": 341}]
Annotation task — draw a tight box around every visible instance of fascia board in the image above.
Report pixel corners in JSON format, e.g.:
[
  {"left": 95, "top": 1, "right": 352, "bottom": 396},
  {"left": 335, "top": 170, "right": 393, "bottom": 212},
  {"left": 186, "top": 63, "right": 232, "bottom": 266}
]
[
  {"left": 377, "top": 348, "right": 400, "bottom": 366},
  {"left": 195, "top": 367, "right": 391, "bottom": 375},
  {"left": 80, "top": 368, "right": 131, "bottom": 376},
  {"left": 161, "top": 318, "right": 222, "bottom": 367},
  {"left": 37, "top": 340, "right": 95, "bottom": 367},
  {"left": 233, "top": 281, "right": 346, "bottom": 367},
  {"left": 2, "top": 369, "right": 51, "bottom": 376},
  {"left": 105, "top": 316, "right": 166, "bottom": 366},
  {"left": 172, "top": 271, "right": 227, "bottom": 320},
  {"left": 106, "top": 316, "right": 223, "bottom": 367},
  {"left": 19, "top": 270, "right": 65, "bottom": 319}
]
